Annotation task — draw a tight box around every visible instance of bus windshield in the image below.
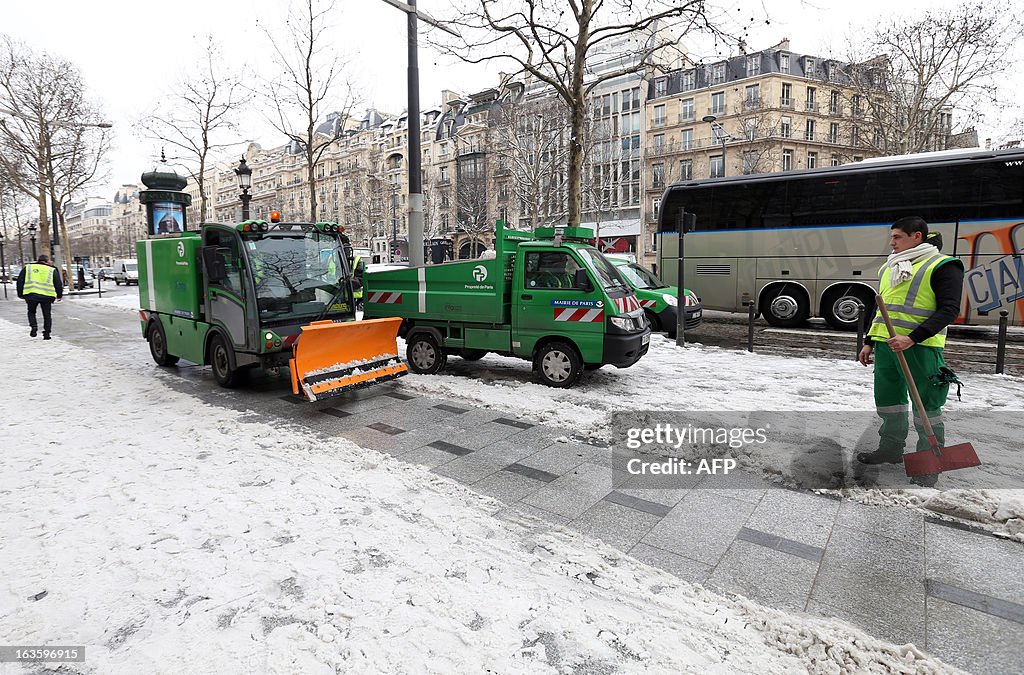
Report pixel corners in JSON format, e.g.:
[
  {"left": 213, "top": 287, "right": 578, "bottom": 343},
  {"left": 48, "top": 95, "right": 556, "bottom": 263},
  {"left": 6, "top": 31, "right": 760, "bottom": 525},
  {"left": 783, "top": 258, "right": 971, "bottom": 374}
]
[
  {"left": 617, "top": 262, "right": 667, "bottom": 290},
  {"left": 247, "top": 232, "right": 352, "bottom": 322},
  {"left": 575, "top": 246, "right": 632, "bottom": 294}
]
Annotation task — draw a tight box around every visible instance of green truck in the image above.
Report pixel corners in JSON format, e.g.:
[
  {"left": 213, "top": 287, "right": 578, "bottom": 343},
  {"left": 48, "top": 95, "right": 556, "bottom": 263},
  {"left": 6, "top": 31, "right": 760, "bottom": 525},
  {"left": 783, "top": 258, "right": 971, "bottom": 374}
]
[
  {"left": 136, "top": 220, "right": 405, "bottom": 400},
  {"left": 364, "top": 222, "right": 651, "bottom": 388},
  {"left": 605, "top": 255, "right": 703, "bottom": 338}
]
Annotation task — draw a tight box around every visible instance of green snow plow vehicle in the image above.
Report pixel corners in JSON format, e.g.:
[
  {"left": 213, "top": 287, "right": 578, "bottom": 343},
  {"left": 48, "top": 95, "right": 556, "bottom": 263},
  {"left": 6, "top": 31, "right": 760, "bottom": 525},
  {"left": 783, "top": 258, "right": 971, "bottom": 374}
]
[{"left": 364, "top": 221, "right": 651, "bottom": 388}]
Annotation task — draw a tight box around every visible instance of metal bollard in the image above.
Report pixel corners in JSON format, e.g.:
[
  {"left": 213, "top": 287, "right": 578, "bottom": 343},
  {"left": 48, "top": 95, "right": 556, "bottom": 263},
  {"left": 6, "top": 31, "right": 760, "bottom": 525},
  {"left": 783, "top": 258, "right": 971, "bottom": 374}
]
[
  {"left": 746, "top": 301, "right": 756, "bottom": 353},
  {"left": 996, "top": 310, "right": 1009, "bottom": 374},
  {"left": 97, "top": 273, "right": 102, "bottom": 297},
  {"left": 855, "top": 302, "right": 865, "bottom": 360}
]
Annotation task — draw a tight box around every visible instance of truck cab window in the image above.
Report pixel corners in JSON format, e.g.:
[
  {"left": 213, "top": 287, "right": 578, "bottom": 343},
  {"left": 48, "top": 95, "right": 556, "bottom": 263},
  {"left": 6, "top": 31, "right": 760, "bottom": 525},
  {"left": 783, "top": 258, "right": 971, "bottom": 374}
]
[
  {"left": 525, "top": 251, "right": 585, "bottom": 290},
  {"left": 206, "top": 229, "right": 242, "bottom": 293}
]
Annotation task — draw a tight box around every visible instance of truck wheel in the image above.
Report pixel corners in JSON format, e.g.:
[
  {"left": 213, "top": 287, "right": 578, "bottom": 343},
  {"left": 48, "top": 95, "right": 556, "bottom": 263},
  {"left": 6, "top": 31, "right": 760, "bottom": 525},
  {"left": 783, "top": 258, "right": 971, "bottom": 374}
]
[
  {"left": 148, "top": 321, "right": 179, "bottom": 367},
  {"left": 407, "top": 333, "right": 446, "bottom": 375},
  {"left": 534, "top": 341, "right": 583, "bottom": 388},
  {"left": 822, "top": 286, "right": 874, "bottom": 332},
  {"left": 459, "top": 349, "right": 487, "bottom": 361},
  {"left": 209, "top": 334, "right": 245, "bottom": 388},
  {"left": 760, "top": 284, "right": 810, "bottom": 328},
  {"left": 115, "top": 278, "right": 121, "bottom": 286}
]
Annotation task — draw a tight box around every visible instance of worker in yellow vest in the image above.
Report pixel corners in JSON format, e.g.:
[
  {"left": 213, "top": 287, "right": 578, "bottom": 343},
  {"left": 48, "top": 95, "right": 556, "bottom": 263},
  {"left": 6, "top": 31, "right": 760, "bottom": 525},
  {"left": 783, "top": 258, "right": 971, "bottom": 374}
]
[
  {"left": 16, "top": 254, "right": 64, "bottom": 339},
  {"left": 857, "top": 216, "right": 964, "bottom": 486}
]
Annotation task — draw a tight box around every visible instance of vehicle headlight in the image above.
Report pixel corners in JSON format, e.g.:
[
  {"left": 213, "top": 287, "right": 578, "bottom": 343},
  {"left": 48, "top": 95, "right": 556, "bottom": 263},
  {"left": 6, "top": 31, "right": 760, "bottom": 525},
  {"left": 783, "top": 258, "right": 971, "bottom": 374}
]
[
  {"left": 663, "top": 293, "right": 677, "bottom": 307},
  {"left": 610, "top": 315, "right": 632, "bottom": 330}
]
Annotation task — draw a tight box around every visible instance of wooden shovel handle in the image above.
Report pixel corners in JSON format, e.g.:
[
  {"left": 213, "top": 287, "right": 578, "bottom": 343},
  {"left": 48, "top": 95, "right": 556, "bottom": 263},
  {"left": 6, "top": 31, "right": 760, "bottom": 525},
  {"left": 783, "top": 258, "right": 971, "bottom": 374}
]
[{"left": 874, "top": 295, "right": 940, "bottom": 451}]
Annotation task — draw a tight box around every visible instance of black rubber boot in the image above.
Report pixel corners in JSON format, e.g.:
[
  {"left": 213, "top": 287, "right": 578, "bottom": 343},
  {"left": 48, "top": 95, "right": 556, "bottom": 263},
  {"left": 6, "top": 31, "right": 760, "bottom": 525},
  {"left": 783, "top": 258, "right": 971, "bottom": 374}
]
[
  {"left": 856, "top": 450, "right": 904, "bottom": 465},
  {"left": 30, "top": 327, "right": 37, "bottom": 337}
]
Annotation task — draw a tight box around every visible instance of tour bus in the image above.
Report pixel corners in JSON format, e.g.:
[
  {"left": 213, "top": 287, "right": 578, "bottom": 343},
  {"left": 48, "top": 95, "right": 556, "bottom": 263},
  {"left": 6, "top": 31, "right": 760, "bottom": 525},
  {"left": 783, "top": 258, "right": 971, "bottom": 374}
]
[{"left": 656, "top": 147, "right": 1024, "bottom": 330}]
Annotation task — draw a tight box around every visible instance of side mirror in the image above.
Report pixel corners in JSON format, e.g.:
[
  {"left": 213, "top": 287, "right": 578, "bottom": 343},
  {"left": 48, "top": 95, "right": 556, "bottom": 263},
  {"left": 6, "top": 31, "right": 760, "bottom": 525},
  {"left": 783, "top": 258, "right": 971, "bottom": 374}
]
[
  {"left": 201, "top": 246, "right": 228, "bottom": 283},
  {"left": 574, "top": 268, "right": 594, "bottom": 292}
]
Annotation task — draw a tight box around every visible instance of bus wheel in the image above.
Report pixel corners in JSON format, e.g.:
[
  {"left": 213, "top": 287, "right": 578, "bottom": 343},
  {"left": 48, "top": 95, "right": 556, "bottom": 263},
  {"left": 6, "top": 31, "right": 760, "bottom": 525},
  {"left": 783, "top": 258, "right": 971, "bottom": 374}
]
[
  {"left": 148, "top": 320, "right": 179, "bottom": 367},
  {"left": 407, "top": 333, "right": 446, "bottom": 374},
  {"left": 534, "top": 341, "right": 583, "bottom": 388},
  {"left": 761, "top": 284, "right": 810, "bottom": 328},
  {"left": 823, "top": 287, "right": 874, "bottom": 332},
  {"left": 209, "top": 334, "right": 245, "bottom": 388}
]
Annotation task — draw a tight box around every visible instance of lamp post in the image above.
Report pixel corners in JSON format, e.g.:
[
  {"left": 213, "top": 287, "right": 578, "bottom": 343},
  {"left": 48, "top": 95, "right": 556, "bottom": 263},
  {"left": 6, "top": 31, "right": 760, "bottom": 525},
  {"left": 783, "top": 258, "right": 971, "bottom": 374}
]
[
  {"left": 0, "top": 231, "right": 7, "bottom": 299},
  {"left": 235, "top": 157, "right": 252, "bottom": 221},
  {"left": 28, "top": 223, "right": 37, "bottom": 260},
  {"left": 702, "top": 115, "right": 728, "bottom": 178}
]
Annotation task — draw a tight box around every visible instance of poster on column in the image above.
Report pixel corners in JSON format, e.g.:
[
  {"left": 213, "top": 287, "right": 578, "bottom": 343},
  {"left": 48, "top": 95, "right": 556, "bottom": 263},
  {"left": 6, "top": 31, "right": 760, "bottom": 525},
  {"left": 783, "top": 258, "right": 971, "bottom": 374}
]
[{"left": 150, "top": 202, "right": 186, "bottom": 236}]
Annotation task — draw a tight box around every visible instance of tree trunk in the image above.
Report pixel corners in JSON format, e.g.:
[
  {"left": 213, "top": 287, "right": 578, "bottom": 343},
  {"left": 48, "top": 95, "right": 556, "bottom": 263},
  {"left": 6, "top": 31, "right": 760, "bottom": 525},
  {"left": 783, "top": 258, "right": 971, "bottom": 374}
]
[{"left": 565, "top": 1, "right": 593, "bottom": 228}]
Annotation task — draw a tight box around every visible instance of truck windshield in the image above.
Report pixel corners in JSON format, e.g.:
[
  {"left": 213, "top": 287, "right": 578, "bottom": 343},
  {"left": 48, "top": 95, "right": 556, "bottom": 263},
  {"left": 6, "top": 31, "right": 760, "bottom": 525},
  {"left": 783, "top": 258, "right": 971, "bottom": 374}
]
[
  {"left": 617, "top": 262, "right": 667, "bottom": 290},
  {"left": 575, "top": 247, "right": 632, "bottom": 294},
  {"left": 247, "top": 232, "right": 352, "bottom": 321}
]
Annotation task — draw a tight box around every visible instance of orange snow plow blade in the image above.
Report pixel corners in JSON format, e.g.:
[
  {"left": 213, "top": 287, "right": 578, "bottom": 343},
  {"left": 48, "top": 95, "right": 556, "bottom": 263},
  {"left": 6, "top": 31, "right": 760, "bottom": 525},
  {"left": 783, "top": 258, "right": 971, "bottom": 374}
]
[{"left": 289, "top": 317, "right": 407, "bottom": 401}]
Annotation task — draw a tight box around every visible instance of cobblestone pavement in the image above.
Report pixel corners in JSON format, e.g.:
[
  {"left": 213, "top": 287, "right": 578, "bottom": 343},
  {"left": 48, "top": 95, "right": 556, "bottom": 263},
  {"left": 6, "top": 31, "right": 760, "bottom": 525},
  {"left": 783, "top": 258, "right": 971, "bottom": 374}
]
[{"left": 4, "top": 294, "right": 1022, "bottom": 674}]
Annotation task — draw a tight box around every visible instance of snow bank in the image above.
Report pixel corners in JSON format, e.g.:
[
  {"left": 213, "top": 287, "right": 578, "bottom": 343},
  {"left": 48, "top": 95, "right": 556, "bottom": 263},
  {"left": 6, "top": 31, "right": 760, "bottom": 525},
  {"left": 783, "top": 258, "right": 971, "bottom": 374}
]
[
  {"left": 71, "top": 293, "right": 141, "bottom": 313},
  {"left": 0, "top": 320, "right": 958, "bottom": 673}
]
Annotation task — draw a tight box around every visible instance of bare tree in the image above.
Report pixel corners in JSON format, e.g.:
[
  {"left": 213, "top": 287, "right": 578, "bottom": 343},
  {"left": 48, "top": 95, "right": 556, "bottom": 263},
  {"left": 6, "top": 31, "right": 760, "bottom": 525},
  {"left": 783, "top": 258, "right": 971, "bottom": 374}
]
[
  {"left": 433, "top": 0, "right": 733, "bottom": 227},
  {"left": 262, "top": 0, "right": 360, "bottom": 221},
  {"left": 455, "top": 157, "right": 489, "bottom": 257},
  {"left": 136, "top": 38, "right": 250, "bottom": 224},
  {"left": 845, "top": 1, "right": 1023, "bottom": 155}
]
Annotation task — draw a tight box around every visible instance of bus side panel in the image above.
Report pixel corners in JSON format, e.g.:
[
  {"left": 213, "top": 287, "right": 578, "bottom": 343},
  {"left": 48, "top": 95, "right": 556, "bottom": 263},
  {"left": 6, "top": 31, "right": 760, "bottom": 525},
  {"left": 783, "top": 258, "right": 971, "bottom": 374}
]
[{"left": 692, "top": 258, "right": 738, "bottom": 312}]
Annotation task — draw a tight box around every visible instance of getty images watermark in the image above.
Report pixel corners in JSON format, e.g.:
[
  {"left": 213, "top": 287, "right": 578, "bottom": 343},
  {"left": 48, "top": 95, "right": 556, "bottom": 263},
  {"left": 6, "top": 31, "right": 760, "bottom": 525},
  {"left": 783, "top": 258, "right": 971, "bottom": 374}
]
[{"left": 620, "top": 422, "right": 769, "bottom": 477}]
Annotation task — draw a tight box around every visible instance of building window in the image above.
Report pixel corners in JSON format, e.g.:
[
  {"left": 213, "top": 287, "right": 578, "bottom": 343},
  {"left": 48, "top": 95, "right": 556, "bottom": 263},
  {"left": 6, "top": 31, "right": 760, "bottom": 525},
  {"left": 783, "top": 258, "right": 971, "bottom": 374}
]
[
  {"left": 680, "top": 97, "right": 694, "bottom": 122},
  {"left": 829, "top": 122, "right": 839, "bottom": 143},
  {"left": 831, "top": 154, "right": 841, "bottom": 166},
  {"left": 744, "top": 84, "right": 760, "bottom": 109},
  {"left": 782, "top": 149, "right": 793, "bottom": 171},
  {"left": 710, "top": 63, "right": 726, "bottom": 85},
  {"left": 441, "top": 214, "right": 450, "bottom": 230},
  {"left": 806, "top": 87, "right": 817, "bottom": 112},
  {"left": 805, "top": 57, "right": 815, "bottom": 75},
  {"left": 711, "top": 92, "right": 724, "bottom": 115},
  {"left": 653, "top": 104, "right": 666, "bottom": 127},
  {"left": 654, "top": 78, "right": 667, "bottom": 98},
  {"left": 440, "top": 166, "right": 449, "bottom": 182},
  {"left": 742, "top": 150, "right": 758, "bottom": 175},
  {"left": 780, "top": 53, "right": 790, "bottom": 74},
  {"left": 709, "top": 155, "right": 724, "bottom": 178},
  {"left": 807, "top": 151, "right": 818, "bottom": 168},
  {"left": 805, "top": 119, "right": 816, "bottom": 141},
  {"left": 829, "top": 90, "right": 840, "bottom": 114},
  {"left": 852, "top": 94, "right": 863, "bottom": 116},
  {"left": 621, "top": 87, "right": 641, "bottom": 112},
  {"left": 781, "top": 83, "right": 793, "bottom": 107},
  {"left": 682, "top": 70, "right": 696, "bottom": 91},
  {"left": 652, "top": 197, "right": 661, "bottom": 218},
  {"left": 679, "top": 159, "right": 693, "bottom": 180},
  {"left": 744, "top": 118, "right": 757, "bottom": 140},
  {"left": 680, "top": 128, "right": 694, "bottom": 150},
  {"left": 851, "top": 126, "right": 860, "bottom": 146},
  {"left": 652, "top": 163, "right": 665, "bottom": 188},
  {"left": 746, "top": 55, "right": 760, "bottom": 76},
  {"left": 652, "top": 133, "right": 665, "bottom": 152},
  {"left": 780, "top": 116, "right": 791, "bottom": 138}
]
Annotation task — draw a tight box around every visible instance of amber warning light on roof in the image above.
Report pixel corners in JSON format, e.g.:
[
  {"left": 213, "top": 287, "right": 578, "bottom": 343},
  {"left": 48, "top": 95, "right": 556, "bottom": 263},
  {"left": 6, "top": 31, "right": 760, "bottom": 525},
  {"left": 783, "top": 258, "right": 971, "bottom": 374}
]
[{"left": 270, "top": 210, "right": 282, "bottom": 223}]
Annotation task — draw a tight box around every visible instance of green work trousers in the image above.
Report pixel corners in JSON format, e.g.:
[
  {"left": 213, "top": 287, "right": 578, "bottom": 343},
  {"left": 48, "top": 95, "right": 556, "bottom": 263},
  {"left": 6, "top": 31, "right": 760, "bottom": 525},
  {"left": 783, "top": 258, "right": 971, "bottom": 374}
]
[{"left": 873, "top": 341, "right": 950, "bottom": 456}]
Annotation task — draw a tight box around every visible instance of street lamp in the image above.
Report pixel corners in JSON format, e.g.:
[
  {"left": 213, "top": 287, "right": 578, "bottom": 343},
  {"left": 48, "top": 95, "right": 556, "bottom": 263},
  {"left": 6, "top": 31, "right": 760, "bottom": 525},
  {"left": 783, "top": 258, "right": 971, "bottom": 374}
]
[
  {"left": 235, "top": 157, "right": 252, "bottom": 221},
  {"left": 702, "top": 114, "right": 728, "bottom": 178},
  {"left": 28, "top": 223, "right": 37, "bottom": 260}
]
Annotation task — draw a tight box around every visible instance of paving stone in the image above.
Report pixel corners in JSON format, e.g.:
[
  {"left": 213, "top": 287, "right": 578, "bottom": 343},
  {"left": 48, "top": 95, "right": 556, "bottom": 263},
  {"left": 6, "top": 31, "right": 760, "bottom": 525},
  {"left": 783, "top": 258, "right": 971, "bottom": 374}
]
[
  {"left": 473, "top": 471, "right": 546, "bottom": 504},
  {"left": 925, "top": 596, "right": 1024, "bottom": 674},
  {"left": 735, "top": 527, "right": 824, "bottom": 562},
  {"left": 521, "top": 463, "right": 613, "bottom": 519},
  {"left": 805, "top": 600, "right": 926, "bottom": 647},
  {"left": 399, "top": 446, "right": 457, "bottom": 470},
  {"left": 492, "top": 417, "right": 534, "bottom": 429},
  {"left": 706, "top": 539, "right": 820, "bottom": 613},
  {"left": 439, "top": 408, "right": 505, "bottom": 430},
  {"left": 927, "top": 580, "right": 1024, "bottom": 625},
  {"left": 434, "top": 403, "right": 470, "bottom": 414},
  {"left": 503, "top": 463, "right": 559, "bottom": 483},
  {"left": 572, "top": 500, "right": 663, "bottom": 551},
  {"left": 519, "top": 443, "right": 605, "bottom": 476},
  {"left": 641, "top": 491, "right": 757, "bottom": 566},
  {"left": 835, "top": 500, "right": 925, "bottom": 546},
  {"left": 383, "top": 391, "right": 416, "bottom": 401},
  {"left": 614, "top": 488, "right": 691, "bottom": 509},
  {"left": 743, "top": 489, "right": 839, "bottom": 549},
  {"left": 628, "top": 543, "right": 713, "bottom": 584},
  {"left": 924, "top": 522, "right": 1024, "bottom": 605},
  {"left": 499, "top": 502, "right": 571, "bottom": 528},
  {"left": 472, "top": 439, "right": 542, "bottom": 464},
  {"left": 602, "top": 491, "right": 672, "bottom": 518},
  {"left": 367, "top": 422, "right": 406, "bottom": 436},
  {"left": 427, "top": 440, "right": 473, "bottom": 456},
  {"left": 445, "top": 423, "right": 525, "bottom": 450},
  {"left": 431, "top": 454, "right": 506, "bottom": 485},
  {"left": 809, "top": 526, "right": 926, "bottom": 643}
]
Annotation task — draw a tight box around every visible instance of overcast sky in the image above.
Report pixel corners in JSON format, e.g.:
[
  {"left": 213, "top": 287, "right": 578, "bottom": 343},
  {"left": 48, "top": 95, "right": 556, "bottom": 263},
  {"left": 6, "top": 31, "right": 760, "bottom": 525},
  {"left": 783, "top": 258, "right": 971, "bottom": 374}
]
[{"left": 3, "top": 0, "right": 1019, "bottom": 200}]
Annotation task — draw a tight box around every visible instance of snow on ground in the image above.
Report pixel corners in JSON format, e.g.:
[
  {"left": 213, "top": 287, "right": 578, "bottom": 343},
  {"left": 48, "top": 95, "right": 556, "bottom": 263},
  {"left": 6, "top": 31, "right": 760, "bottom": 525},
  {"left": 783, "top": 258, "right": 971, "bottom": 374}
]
[
  {"left": 70, "top": 292, "right": 141, "bottom": 313},
  {"left": 0, "top": 318, "right": 958, "bottom": 674},
  {"left": 395, "top": 333, "right": 1024, "bottom": 541}
]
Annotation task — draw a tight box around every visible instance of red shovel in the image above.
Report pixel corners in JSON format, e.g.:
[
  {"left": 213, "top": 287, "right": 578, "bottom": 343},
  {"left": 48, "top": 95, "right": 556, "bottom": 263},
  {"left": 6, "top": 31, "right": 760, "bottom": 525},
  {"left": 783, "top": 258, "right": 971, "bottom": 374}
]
[{"left": 874, "top": 295, "right": 981, "bottom": 477}]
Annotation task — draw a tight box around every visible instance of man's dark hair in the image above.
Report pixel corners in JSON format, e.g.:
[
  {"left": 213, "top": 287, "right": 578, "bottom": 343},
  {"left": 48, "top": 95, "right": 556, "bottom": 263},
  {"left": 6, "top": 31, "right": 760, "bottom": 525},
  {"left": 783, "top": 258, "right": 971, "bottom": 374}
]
[
  {"left": 892, "top": 216, "right": 943, "bottom": 250},
  {"left": 37, "top": 254, "right": 50, "bottom": 263}
]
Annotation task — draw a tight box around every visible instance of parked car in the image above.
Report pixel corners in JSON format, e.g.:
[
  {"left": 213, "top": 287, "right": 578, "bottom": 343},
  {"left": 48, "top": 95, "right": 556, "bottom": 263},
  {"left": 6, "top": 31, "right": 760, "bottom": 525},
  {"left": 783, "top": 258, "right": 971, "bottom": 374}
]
[
  {"left": 97, "top": 267, "right": 116, "bottom": 281},
  {"left": 605, "top": 254, "right": 702, "bottom": 336}
]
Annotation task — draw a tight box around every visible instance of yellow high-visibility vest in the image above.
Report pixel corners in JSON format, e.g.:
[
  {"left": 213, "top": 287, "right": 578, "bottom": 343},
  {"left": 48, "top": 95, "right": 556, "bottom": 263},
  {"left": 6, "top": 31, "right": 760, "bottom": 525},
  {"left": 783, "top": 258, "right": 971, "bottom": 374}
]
[
  {"left": 868, "top": 254, "right": 958, "bottom": 348},
  {"left": 22, "top": 263, "right": 57, "bottom": 298}
]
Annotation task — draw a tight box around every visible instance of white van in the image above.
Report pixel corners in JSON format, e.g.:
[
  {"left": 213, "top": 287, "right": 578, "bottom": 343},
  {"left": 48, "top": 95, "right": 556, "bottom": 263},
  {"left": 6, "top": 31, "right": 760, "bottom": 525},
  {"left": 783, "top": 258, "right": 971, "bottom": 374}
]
[{"left": 113, "top": 258, "right": 139, "bottom": 285}]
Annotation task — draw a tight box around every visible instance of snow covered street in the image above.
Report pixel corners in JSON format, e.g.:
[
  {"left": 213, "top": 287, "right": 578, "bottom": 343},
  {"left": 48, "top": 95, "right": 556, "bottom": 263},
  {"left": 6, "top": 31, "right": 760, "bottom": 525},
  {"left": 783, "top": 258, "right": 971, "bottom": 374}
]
[{"left": 0, "top": 317, "right": 966, "bottom": 674}]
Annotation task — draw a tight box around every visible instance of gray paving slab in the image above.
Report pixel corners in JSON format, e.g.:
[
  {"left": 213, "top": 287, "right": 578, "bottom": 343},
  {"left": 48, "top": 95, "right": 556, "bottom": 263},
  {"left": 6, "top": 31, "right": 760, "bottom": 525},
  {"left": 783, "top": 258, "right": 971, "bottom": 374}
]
[
  {"left": 809, "top": 525, "right": 926, "bottom": 644},
  {"left": 427, "top": 440, "right": 473, "bottom": 456},
  {"left": 503, "top": 463, "right": 560, "bottom": 483},
  {"left": 368, "top": 427, "right": 454, "bottom": 456},
  {"left": 925, "top": 596, "right": 1024, "bottom": 675},
  {"left": 925, "top": 522, "right": 1024, "bottom": 605},
  {"left": 572, "top": 500, "right": 663, "bottom": 551},
  {"left": 498, "top": 502, "right": 571, "bottom": 528},
  {"left": 641, "top": 491, "right": 758, "bottom": 566},
  {"left": 835, "top": 500, "right": 925, "bottom": 546},
  {"left": 927, "top": 580, "right": 1024, "bottom": 625},
  {"left": 444, "top": 422, "right": 526, "bottom": 450},
  {"left": 706, "top": 539, "right": 821, "bottom": 613},
  {"left": 614, "top": 488, "right": 692, "bottom": 509},
  {"left": 473, "top": 470, "right": 546, "bottom": 504},
  {"left": 439, "top": 408, "right": 505, "bottom": 430},
  {"left": 627, "top": 543, "right": 713, "bottom": 585},
  {"left": 431, "top": 453, "right": 507, "bottom": 485},
  {"left": 735, "top": 527, "right": 824, "bottom": 563},
  {"left": 805, "top": 600, "right": 926, "bottom": 648},
  {"left": 743, "top": 489, "right": 839, "bottom": 549},
  {"left": 603, "top": 491, "right": 672, "bottom": 518},
  {"left": 471, "top": 439, "right": 545, "bottom": 464},
  {"left": 519, "top": 442, "right": 606, "bottom": 476},
  {"left": 521, "top": 463, "right": 613, "bottom": 520},
  {"left": 398, "top": 446, "right": 457, "bottom": 470}
]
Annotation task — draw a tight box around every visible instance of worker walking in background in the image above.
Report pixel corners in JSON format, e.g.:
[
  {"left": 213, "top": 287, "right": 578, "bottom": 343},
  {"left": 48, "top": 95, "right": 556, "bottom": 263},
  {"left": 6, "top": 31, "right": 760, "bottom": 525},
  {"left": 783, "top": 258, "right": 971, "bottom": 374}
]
[
  {"left": 16, "top": 254, "right": 63, "bottom": 339},
  {"left": 857, "top": 216, "right": 964, "bottom": 487}
]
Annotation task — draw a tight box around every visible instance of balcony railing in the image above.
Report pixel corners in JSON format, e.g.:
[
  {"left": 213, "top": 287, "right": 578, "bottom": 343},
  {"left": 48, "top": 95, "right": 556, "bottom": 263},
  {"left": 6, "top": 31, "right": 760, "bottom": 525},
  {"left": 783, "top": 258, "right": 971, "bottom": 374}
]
[
  {"left": 741, "top": 97, "right": 763, "bottom": 111},
  {"left": 805, "top": 101, "right": 819, "bottom": 113},
  {"left": 678, "top": 111, "right": 695, "bottom": 123},
  {"left": 780, "top": 97, "right": 793, "bottom": 108}
]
